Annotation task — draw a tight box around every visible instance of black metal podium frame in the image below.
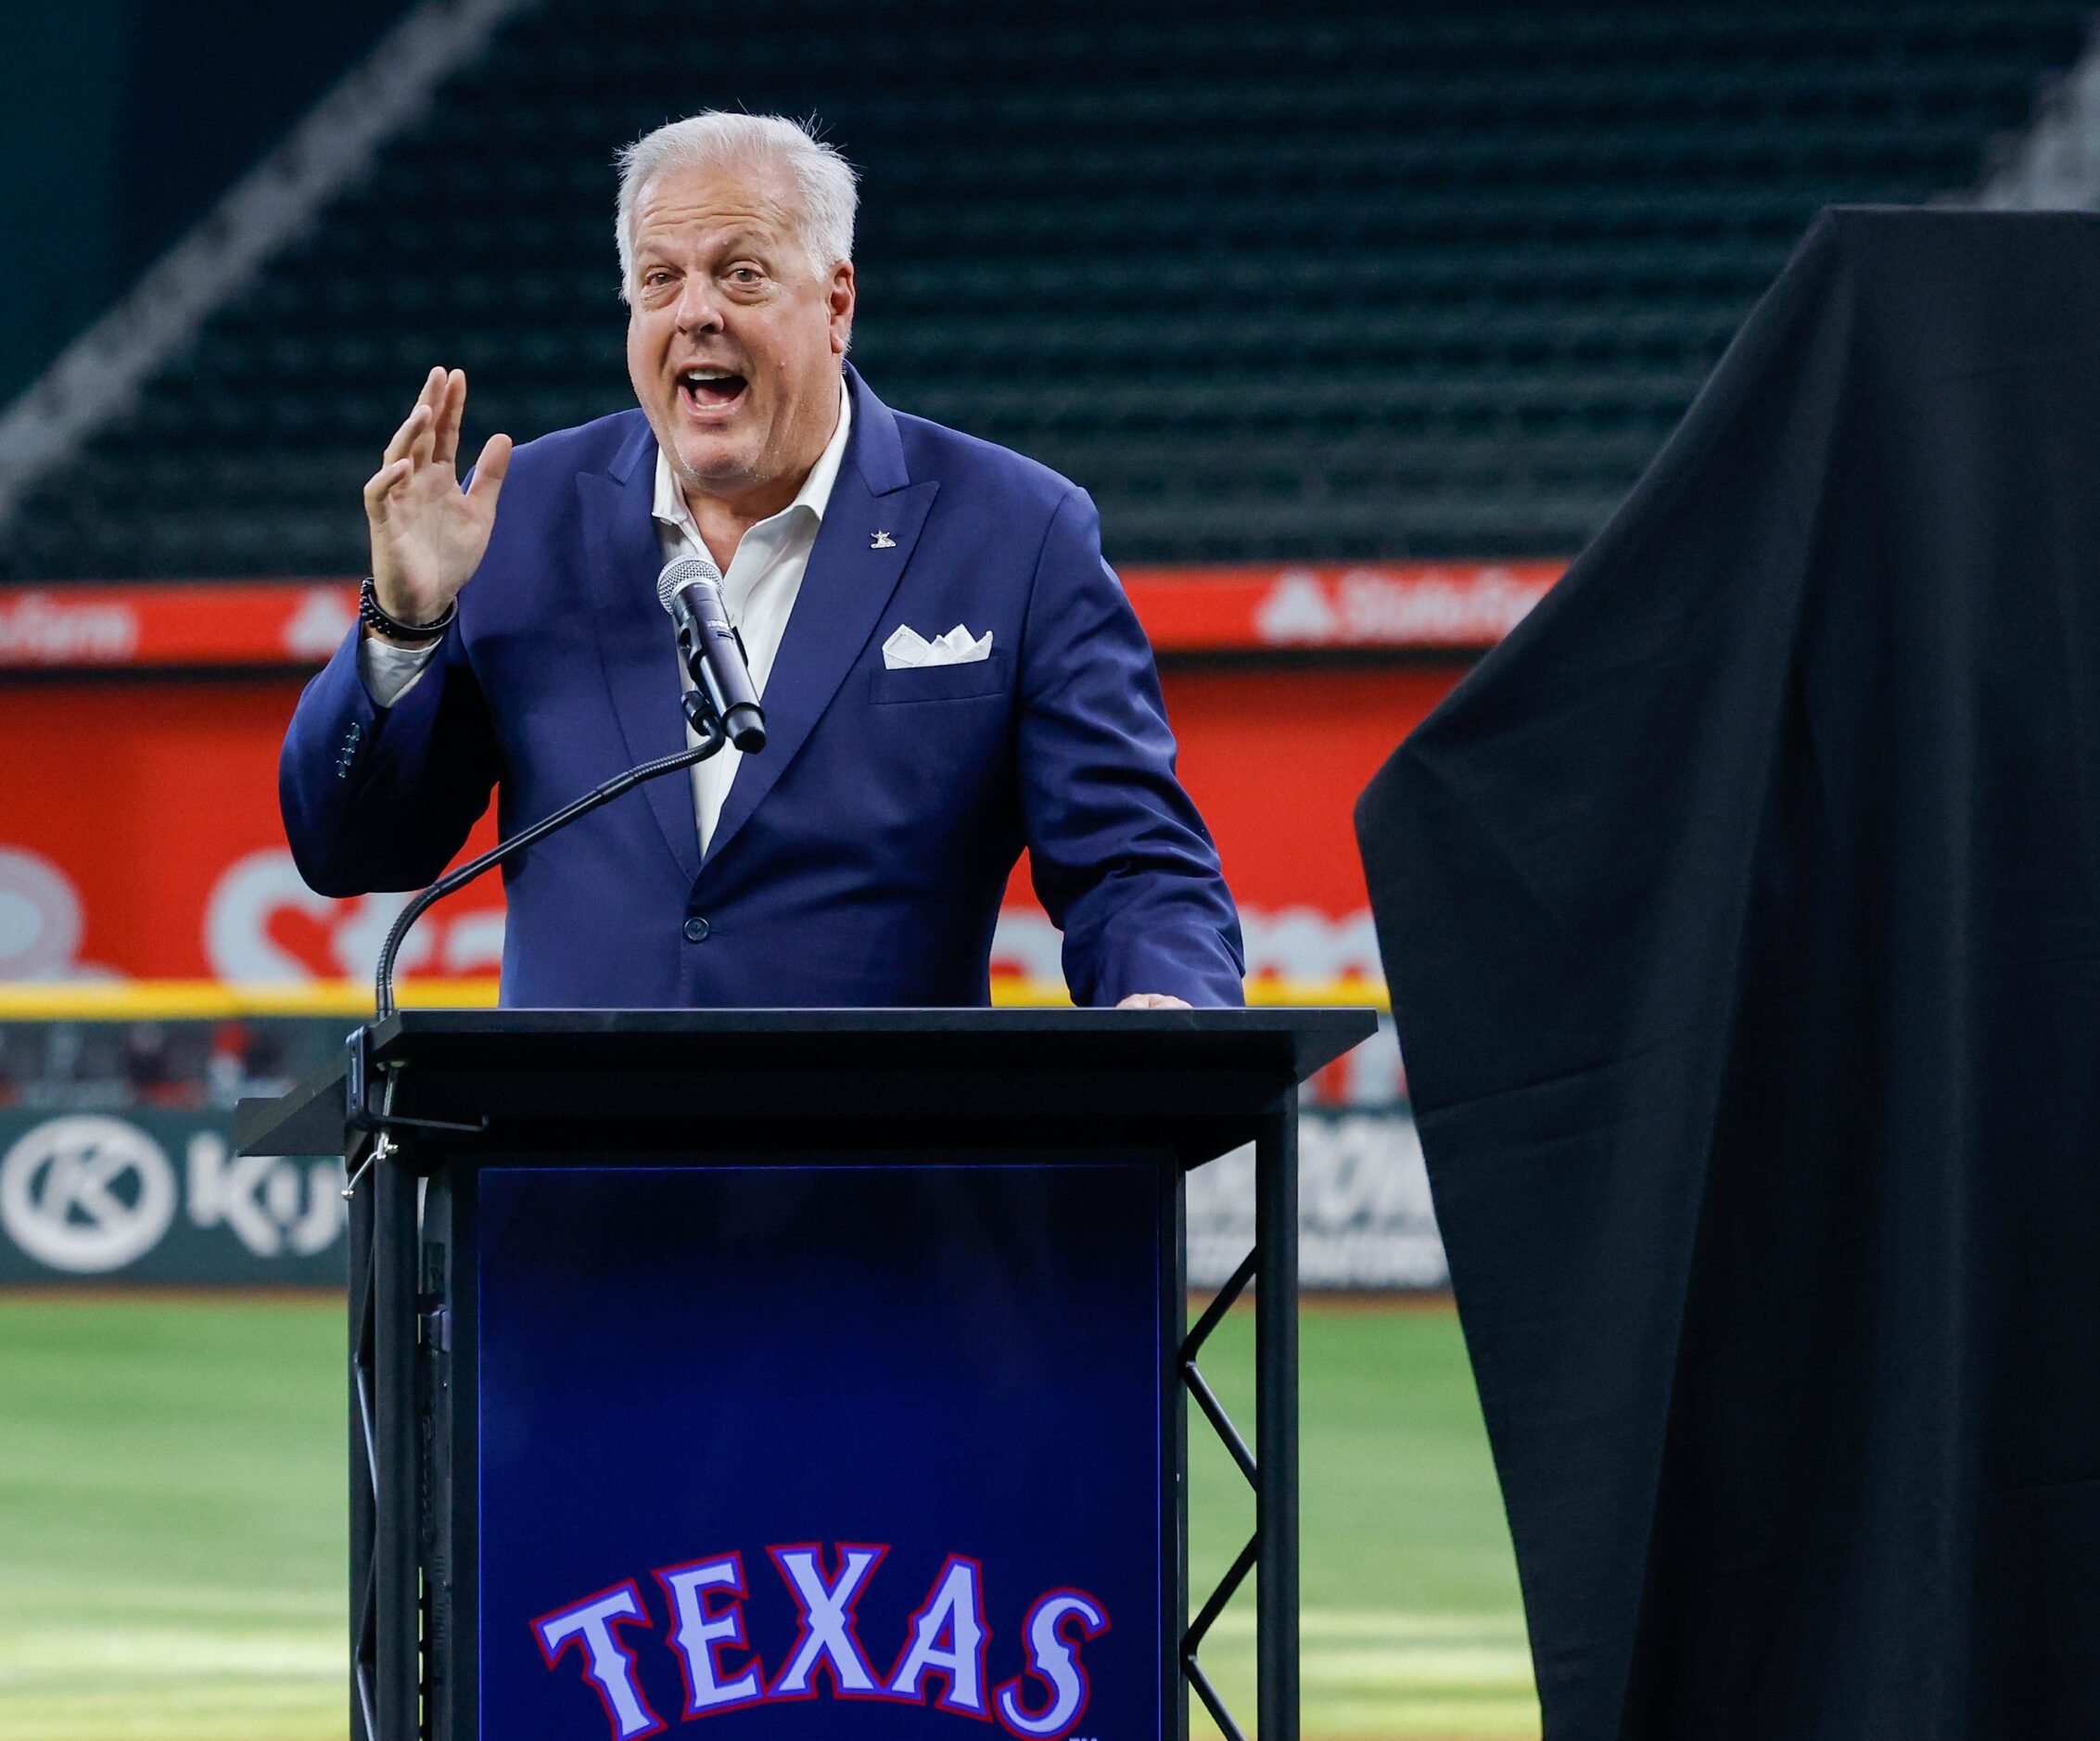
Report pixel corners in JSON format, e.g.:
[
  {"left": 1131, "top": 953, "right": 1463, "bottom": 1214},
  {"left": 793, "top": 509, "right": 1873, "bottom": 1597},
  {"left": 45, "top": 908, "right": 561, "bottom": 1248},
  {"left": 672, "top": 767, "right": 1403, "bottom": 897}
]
[{"left": 238, "top": 1007, "right": 1373, "bottom": 1741}]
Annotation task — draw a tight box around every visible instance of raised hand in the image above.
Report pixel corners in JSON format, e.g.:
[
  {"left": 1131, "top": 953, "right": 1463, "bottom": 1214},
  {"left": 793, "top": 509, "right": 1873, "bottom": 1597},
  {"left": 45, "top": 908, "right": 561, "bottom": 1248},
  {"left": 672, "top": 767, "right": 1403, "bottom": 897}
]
[{"left": 363, "top": 367, "right": 513, "bottom": 629}]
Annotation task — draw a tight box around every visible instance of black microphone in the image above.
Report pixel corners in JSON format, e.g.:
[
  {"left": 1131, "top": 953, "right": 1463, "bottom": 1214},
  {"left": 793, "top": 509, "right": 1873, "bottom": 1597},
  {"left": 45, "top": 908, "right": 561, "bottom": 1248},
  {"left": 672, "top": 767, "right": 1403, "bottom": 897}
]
[{"left": 656, "top": 553, "right": 766, "bottom": 753}]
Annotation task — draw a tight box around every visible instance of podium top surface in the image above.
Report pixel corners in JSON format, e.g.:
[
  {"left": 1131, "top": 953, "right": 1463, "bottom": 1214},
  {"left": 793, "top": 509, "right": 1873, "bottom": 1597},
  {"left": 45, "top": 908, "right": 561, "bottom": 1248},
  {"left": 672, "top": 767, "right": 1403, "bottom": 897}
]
[
  {"left": 363, "top": 1004, "right": 1370, "bottom": 1067},
  {"left": 237, "top": 1007, "right": 1379, "bottom": 1158}
]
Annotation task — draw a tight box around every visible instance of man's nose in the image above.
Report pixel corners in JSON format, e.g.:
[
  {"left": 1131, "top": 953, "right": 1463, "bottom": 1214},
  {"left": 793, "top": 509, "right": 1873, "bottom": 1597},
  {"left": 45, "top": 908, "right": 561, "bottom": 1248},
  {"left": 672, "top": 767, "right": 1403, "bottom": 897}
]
[{"left": 674, "top": 276, "right": 724, "bottom": 334}]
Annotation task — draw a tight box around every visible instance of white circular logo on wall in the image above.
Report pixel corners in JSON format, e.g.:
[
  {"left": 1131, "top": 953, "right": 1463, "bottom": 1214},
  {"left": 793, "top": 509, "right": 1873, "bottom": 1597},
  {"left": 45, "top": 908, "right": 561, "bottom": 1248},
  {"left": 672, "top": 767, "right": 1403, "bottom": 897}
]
[
  {"left": 0, "top": 1117, "right": 178, "bottom": 1274},
  {"left": 0, "top": 847, "right": 83, "bottom": 978}
]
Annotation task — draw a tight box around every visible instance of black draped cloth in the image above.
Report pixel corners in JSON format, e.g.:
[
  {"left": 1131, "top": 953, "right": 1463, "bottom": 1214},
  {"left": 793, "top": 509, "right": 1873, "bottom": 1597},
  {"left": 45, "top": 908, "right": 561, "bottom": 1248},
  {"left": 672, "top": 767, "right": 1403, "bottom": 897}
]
[{"left": 1355, "top": 209, "right": 2100, "bottom": 1739}]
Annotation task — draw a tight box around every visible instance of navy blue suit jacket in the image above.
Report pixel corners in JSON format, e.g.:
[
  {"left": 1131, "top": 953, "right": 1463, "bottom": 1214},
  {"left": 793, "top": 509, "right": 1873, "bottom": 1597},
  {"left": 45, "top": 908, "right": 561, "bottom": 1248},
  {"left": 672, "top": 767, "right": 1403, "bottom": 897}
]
[{"left": 281, "top": 367, "right": 1243, "bottom": 1008}]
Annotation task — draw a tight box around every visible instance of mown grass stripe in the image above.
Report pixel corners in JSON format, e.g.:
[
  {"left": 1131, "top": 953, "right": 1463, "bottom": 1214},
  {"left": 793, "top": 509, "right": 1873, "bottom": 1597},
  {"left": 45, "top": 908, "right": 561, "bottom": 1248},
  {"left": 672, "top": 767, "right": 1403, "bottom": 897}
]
[{"left": 3, "top": 1297, "right": 1536, "bottom": 1740}]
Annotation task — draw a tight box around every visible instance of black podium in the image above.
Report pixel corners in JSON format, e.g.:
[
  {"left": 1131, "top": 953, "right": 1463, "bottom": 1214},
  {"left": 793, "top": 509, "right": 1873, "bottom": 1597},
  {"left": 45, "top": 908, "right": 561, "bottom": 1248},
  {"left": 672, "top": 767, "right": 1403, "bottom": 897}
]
[{"left": 238, "top": 1008, "right": 1372, "bottom": 1741}]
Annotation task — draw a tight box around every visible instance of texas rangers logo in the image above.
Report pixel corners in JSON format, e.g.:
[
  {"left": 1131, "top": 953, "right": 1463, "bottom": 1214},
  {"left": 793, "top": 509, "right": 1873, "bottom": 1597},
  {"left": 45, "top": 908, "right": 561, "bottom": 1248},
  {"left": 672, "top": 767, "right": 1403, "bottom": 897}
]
[{"left": 533, "top": 1541, "right": 1109, "bottom": 1739}]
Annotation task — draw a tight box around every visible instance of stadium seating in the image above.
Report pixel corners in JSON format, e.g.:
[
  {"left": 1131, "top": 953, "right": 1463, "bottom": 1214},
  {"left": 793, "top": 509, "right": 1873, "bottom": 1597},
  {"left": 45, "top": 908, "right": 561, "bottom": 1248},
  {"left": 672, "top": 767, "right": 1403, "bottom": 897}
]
[{"left": 2, "top": 1, "right": 2088, "bottom": 578}]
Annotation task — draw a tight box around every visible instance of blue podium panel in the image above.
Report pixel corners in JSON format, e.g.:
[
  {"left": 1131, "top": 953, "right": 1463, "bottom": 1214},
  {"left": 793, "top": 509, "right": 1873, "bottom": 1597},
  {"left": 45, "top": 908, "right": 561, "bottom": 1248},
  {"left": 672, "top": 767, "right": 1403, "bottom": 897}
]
[{"left": 471, "top": 1155, "right": 1170, "bottom": 1741}]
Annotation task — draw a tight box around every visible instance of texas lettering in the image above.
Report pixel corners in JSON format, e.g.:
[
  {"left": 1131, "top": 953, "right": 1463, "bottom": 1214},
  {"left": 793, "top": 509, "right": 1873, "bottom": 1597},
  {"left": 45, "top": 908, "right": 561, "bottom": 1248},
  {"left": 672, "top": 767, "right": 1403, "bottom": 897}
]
[{"left": 532, "top": 1542, "right": 1111, "bottom": 1739}]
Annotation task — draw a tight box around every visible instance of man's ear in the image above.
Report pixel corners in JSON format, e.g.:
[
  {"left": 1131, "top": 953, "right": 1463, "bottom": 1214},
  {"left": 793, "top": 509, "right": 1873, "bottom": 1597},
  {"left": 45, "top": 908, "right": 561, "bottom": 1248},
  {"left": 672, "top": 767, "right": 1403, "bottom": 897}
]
[{"left": 829, "top": 261, "right": 857, "bottom": 357}]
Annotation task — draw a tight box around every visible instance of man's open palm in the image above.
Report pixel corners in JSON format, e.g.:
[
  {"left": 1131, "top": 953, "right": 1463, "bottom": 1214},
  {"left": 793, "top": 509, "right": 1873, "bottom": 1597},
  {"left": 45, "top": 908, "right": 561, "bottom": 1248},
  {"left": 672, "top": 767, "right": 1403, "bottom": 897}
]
[{"left": 363, "top": 367, "right": 513, "bottom": 626}]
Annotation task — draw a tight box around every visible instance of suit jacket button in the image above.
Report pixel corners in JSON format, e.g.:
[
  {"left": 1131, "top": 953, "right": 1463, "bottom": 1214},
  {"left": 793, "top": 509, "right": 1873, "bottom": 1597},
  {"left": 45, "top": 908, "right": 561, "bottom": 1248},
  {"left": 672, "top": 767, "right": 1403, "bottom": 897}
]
[{"left": 683, "top": 916, "right": 710, "bottom": 942}]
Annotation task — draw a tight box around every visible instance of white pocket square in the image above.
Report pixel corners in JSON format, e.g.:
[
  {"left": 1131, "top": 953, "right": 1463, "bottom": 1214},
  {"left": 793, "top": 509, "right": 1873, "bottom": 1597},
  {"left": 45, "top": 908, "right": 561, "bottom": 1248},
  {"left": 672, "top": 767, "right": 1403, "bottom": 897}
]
[{"left": 883, "top": 623, "right": 994, "bottom": 670}]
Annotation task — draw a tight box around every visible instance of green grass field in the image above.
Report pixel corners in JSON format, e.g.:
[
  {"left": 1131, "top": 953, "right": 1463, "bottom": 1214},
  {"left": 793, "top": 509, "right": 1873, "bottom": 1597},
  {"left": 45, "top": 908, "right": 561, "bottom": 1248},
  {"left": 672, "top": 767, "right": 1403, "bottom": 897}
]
[{"left": 0, "top": 1295, "right": 1536, "bottom": 1740}]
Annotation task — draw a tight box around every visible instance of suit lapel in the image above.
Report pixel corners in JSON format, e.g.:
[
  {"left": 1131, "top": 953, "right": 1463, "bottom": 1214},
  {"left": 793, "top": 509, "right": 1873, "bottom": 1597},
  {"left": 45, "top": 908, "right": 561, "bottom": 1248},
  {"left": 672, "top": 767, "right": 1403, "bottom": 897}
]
[
  {"left": 703, "top": 370, "right": 938, "bottom": 870},
  {"left": 577, "top": 421, "right": 703, "bottom": 885}
]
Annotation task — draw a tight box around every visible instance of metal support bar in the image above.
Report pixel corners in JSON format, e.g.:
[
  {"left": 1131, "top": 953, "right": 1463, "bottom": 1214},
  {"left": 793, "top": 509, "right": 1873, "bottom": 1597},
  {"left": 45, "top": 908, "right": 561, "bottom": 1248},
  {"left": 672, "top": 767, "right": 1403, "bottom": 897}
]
[
  {"left": 1184, "top": 1167, "right": 1277, "bottom": 1738},
  {"left": 347, "top": 1142, "right": 377, "bottom": 1741},
  {"left": 1184, "top": 1364, "right": 1258, "bottom": 1487},
  {"left": 1185, "top": 1658, "right": 1244, "bottom": 1741},
  {"left": 1184, "top": 1245, "right": 1256, "bottom": 1359},
  {"left": 1184, "top": 1531, "right": 1258, "bottom": 1662},
  {"left": 373, "top": 1139, "right": 420, "bottom": 1739},
  {"left": 1256, "top": 1095, "right": 1300, "bottom": 1741},
  {"left": 1183, "top": 1526, "right": 1259, "bottom": 1741}
]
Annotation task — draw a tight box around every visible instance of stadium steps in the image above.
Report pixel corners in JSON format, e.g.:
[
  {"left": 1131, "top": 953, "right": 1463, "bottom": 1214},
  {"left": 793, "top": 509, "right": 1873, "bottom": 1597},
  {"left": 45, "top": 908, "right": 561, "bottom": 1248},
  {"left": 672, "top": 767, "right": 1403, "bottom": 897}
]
[{"left": 1, "top": 0, "right": 2088, "bottom": 578}]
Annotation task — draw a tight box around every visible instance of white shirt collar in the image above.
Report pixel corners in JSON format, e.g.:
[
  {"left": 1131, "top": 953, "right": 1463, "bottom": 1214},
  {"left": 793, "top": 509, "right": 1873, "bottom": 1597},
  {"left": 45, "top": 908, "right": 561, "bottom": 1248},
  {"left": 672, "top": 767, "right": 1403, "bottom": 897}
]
[{"left": 651, "top": 374, "right": 853, "bottom": 552}]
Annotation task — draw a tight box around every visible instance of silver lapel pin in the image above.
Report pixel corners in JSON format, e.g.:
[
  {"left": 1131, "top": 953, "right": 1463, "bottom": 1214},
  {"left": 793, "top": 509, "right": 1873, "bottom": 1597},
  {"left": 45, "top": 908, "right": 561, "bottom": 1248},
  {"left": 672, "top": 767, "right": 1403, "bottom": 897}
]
[{"left": 871, "top": 529, "right": 897, "bottom": 550}]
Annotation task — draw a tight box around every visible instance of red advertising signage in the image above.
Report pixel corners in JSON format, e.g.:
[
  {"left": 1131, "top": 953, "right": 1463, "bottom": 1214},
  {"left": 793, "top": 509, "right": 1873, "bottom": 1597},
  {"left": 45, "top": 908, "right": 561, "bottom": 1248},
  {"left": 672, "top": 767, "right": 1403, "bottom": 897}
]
[
  {"left": 0, "top": 566, "right": 1555, "bottom": 670},
  {"left": 0, "top": 566, "right": 1516, "bottom": 1112},
  {"left": 0, "top": 666, "right": 1457, "bottom": 990}
]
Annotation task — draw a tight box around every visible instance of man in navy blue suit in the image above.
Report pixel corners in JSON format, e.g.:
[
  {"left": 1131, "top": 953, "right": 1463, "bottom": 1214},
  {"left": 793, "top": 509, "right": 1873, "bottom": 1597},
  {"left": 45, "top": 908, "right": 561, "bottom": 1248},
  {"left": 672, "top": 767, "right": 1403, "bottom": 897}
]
[{"left": 281, "top": 112, "right": 1242, "bottom": 1010}]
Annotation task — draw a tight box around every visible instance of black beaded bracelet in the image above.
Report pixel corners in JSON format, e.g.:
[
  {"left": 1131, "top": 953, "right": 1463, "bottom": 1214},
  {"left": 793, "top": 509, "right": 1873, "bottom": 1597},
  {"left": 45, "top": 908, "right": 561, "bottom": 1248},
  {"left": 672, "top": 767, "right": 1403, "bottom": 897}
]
[{"left": 359, "top": 575, "right": 457, "bottom": 645}]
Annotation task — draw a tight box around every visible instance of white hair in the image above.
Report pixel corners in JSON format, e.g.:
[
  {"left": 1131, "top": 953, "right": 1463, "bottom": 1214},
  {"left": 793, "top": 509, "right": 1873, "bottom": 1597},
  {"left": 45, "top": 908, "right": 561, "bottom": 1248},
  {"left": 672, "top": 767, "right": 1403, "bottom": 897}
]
[{"left": 614, "top": 111, "right": 857, "bottom": 299}]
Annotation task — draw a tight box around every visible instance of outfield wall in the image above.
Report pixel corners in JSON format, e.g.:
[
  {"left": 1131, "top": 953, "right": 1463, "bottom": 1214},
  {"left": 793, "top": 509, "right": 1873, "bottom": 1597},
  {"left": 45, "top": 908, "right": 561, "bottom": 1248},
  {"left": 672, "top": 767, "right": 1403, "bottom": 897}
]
[
  {"left": 0, "top": 568, "right": 1492, "bottom": 1289},
  {"left": 0, "top": 1011, "right": 1440, "bottom": 1290},
  {"left": 0, "top": 568, "right": 1503, "bottom": 998}
]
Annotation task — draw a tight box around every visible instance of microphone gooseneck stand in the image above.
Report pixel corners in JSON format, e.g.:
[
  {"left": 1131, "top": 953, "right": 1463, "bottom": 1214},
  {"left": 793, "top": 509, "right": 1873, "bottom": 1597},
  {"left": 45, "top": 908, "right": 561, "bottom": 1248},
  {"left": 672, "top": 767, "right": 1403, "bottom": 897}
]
[{"left": 372, "top": 711, "right": 729, "bottom": 1019}]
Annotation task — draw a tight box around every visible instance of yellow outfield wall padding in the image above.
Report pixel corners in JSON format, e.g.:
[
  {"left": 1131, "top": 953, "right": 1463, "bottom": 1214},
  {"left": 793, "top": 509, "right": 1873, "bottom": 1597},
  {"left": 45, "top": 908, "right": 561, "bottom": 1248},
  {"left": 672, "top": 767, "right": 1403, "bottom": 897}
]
[{"left": 0, "top": 978, "right": 1388, "bottom": 1021}]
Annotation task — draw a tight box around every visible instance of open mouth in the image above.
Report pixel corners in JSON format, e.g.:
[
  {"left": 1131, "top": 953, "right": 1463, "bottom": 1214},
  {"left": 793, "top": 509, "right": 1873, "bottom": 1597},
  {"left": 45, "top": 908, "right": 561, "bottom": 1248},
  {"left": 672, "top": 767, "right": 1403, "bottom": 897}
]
[{"left": 678, "top": 367, "right": 747, "bottom": 413}]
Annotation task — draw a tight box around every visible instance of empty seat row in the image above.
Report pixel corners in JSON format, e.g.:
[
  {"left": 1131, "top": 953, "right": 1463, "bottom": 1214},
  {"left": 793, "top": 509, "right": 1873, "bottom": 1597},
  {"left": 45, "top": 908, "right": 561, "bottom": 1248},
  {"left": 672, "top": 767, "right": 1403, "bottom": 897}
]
[{"left": 2, "top": 0, "right": 2085, "bottom": 580}]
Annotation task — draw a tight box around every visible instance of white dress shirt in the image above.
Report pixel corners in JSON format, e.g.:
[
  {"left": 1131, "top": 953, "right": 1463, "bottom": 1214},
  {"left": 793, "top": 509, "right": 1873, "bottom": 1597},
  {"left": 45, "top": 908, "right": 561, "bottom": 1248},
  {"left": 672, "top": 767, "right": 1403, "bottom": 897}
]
[
  {"left": 658, "top": 376, "right": 851, "bottom": 855},
  {"left": 358, "top": 376, "right": 853, "bottom": 858}
]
